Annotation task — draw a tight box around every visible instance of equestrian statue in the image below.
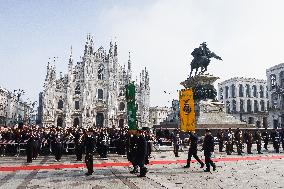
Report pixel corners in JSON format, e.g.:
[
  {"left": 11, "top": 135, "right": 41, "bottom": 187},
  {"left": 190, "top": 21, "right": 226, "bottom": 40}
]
[{"left": 190, "top": 42, "right": 222, "bottom": 77}]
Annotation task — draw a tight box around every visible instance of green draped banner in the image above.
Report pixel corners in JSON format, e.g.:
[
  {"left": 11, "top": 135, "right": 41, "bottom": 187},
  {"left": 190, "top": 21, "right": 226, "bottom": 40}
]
[{"left": 125, "top": 83, "right": 137, "bottom": 130}]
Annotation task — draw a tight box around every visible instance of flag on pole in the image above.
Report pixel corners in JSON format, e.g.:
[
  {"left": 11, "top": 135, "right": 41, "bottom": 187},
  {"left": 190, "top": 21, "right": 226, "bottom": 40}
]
[
  {"left": 179, "top": 88, "right": 195, "bottom": 132},
  {"left": 126, "top": 82, "right": 137, "bottom": 130}
]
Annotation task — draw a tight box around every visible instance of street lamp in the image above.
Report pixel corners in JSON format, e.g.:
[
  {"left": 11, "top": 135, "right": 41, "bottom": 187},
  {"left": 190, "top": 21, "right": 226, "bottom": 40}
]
[{"left": 13, "top": 89, "right": 25, "bottom": 125}]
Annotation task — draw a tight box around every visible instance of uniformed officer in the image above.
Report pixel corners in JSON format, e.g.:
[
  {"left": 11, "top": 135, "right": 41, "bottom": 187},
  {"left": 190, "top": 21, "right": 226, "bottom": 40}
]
[
  {"left": 202, "top": 129, "right": 216, "bottom": 172},
  {"left": 235, "top": 128, "right": 243, "bottom": 155},
  {"left": 280, "top": 128, "right": 284, "bottom": 151},
  {"left": 225, "top": 129, "right": 233, "bottom": 155},
  {"left": 254, "top": 129, "right": 262, "bottom": 154},
  {"left": 74, "top": 129, "right": 84, "bottom": 161},
  {"left": 54, "top": 131, "right": 63, "bottom": 162},
  {"left": 246, "top": 130, "right": 253, "bottom": 154},
  {"left": 271, "top": 128, "right": 280, "bottom": 153},
  {"left": 84, "top": 128, "right": 95, "bottom": 176},
  {"left": 171, "top": 129, "right": 180, "bottom": 157},
  {"left": 183, "top": 131, "right": 204, "bottom": 169},
  {"left": 26, "top": 130, "right": 34, "bottom": 163},
  {"left": 217, "top": 129, "right": 224, "bottom": 152},
  {"left": 262, "top": 128, "right": 269, "bottom": 150},
  {"left": 133, "top": 129, "right": 148, "bottom": 177},
  {"left": 126, "top": 131, "right": 138, "bottom": 174}
]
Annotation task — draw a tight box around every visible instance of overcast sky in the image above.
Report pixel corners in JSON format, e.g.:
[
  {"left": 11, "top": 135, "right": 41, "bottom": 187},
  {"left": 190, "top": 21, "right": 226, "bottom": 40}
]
[{"left": 1, "top": 0, "right": 284, "bottom": 106}]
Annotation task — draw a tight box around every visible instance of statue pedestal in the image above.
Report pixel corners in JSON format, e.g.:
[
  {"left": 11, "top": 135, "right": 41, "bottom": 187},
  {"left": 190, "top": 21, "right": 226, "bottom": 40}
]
[{"left": 181, "top": 73, "right": 247, "bottom": 129}]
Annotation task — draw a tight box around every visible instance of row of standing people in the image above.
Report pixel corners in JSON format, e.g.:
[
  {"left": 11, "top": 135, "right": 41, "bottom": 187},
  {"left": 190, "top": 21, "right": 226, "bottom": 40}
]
[{"left": 217, "top": 128, "right": 284, "bottom": 155}]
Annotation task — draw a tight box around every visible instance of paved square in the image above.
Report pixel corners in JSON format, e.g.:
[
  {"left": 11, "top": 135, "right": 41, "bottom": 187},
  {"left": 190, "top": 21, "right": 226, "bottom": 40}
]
[{"left": 0, "top": 147, "right": 283, "bottom": 189}]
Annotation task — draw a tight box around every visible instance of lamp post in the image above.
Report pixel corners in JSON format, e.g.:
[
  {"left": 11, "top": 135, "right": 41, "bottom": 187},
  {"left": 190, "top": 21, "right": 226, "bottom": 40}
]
[{"left": 13, "top": 89, "right": 25, "bottom": 125}]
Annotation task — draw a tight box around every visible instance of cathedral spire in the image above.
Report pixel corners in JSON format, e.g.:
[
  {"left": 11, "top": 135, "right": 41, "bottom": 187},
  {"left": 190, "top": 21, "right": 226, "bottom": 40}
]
[
  {"left": 114, "top": 42, "right": 118, "bottom": 56},
  {"left": 128, "top": 52, "right": 131, "bottom": 71}
]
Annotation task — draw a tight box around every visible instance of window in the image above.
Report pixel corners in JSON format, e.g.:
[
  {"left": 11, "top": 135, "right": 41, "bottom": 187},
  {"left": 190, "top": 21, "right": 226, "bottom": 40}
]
[
  {"left": 239, "top": 84, "right": 244, "bottom": 97},
  {"left": 98, "top": 89, "right": 103, "bottom": 100},
  {"left": 58, "top": 100, "right": 63, "bottom": 110},
  {"left": 225, "top": 86, "right": 229, "bottom": 98},
  {"left": 260, "top": 100, "right": 265, "bottom": 111},
  {"left": 231, "top": 84, "right": 236, "bottom": 98},
  {"left": 252, "top": 85, "right": 257, "bottom": 97},
  {"left": 98, "top": 64, "right": 104, "bottom": 80},
  {"left": 247, "top": 99, "right": 252, "bottom": 113},
  {"left": 246, "top": 84, "right": 251, "bottom": 97},
  {"left": 119, "top": 102, "right": 125, "bottom": 111},
  {"left": 75, "top": 84, "right": 80, "bottom": 95},
  {"left": 280, "top": 71, "right": 284, "bottom": 87},
  {"left": 232, "top": 100, "right": 237, "bottom": 112},
  {"left": 254, "top": 100, "right": 258, "bottom": 112},
  {"left": 259, "top": 85, "right": 264, "bottom": 98},
  {"left": 240, "top": 99, "right": 244, "bottom": 112},
  {"left": 226, "top": 101, "right": 230, "bottom": 113},
  {"left": 219, "top": 88, "right": 223, "bottom": 100},
  {"left": 270, "top": 74, "right": 276, "bottom": 89},
  {"left": 75, "top": 101, "right": 80, "bottom": 110}
]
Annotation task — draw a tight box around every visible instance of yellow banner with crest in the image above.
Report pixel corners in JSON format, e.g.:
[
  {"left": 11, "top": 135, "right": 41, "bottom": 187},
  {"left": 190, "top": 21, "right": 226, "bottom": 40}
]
[{"left": 179, "top": 88, "right": 195, "bottom": 132}]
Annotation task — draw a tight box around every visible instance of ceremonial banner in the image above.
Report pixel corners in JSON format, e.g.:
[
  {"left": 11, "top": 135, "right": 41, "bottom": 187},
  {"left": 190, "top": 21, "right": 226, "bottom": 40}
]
[
  {"left": 179, "top": 88, "right": 195, "bottom": 132},
  {"left": 126, "top": 83, "right": 137, "bottom": 130}
]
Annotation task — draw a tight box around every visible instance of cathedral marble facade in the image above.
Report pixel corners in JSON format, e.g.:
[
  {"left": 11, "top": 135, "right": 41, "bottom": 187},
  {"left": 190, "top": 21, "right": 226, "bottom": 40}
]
[{"left": 40, "top": 34, "right": 150, "bottom": 128}]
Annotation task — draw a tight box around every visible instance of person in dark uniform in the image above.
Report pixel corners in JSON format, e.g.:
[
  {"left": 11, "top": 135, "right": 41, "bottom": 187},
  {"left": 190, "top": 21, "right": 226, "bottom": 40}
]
[
  {"left": 217, "top": 129, "right": 224, "bottom": 152},
  {"left": 271, "top": 128, "right": 280, "bottom": 153},
  {"left": 202, "top": 129, "right": 216, "bottom": 172},
  {"left": 280, "top": 128, "right": 284, "bottom": 151},
  {"left": 246, "top": 130, "right": 253, "bottom": 154},
  {"left": 126, "top": 131, "right": 138, "bottom": 174},
  {"left": 54, "top": 131, "right": 63, "bottom": 161},
  {"left": 183, "top": 131, "right": 204, "bottom": 169},
  {"left": 133, "top": 129, "right": 148, "bottom": 177},
  {"left": 84, "top": 128, "right": 95, "bottom": 176},
  {"left": 171, "top": 129, "right": 180, "bottom": 157},
  {"left": 74, "top": 129, "right": 84, "bottom": 161},
  {"left": 254, "top": 129, "right": 262, "bottom": 154},
  {"left": 32, "top": 131, "right": 40, "bottom": 160},
  {"left": 234, "top": 128, "right": 243, "bottom": 155},
  {"left": 262, "top": 128, "right": 269, "bottom": 150},
  {"left": 26, "top": 131, "right": 34, "bottom": 163},
  {"left": 225, "top": 129, "right": 233, "bottom": 155}
]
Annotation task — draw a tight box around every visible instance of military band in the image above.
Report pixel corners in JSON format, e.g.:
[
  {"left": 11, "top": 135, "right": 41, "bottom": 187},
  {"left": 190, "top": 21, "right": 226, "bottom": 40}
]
[{"left": 1, "top": 125, "right": 284, "bottom": 177}]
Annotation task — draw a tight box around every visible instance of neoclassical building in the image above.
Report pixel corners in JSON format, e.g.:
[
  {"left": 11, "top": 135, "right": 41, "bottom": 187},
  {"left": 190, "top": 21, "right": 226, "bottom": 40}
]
[
  {"left": 0, "top": 86, "right": 32, "bottom": 126},
  {"left": 149, "top": 106, "right": 169, "bottom": 126},
  {"left": 40, "top": 34, "right": 150, "bottom": 128},
  {"left": 218, "top": 77, "right": 269, "bottom": 127},
  {"left": 266, "top": 63, "right": 284, "bottom": 128}
]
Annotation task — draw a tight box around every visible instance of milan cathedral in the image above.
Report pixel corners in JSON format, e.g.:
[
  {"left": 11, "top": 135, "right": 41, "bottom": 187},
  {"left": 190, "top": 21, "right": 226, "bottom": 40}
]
[{"left": 40, "top": 34, "right": 150, "bottom": 128}]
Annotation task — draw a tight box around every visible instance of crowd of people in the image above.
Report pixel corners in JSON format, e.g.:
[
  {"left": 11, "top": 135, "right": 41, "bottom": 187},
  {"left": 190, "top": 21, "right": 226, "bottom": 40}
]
[
  {"left": 0, "top": 125, "right": 154, "bottom": 177},
  {"left": 1, "top": 125, "right": 284, "bottom": 176}
]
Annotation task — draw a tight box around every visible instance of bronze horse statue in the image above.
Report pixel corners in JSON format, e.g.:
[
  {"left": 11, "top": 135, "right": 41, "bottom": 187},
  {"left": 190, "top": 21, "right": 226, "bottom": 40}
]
[{"left": 190, "top": 42, "right": 222, "bottom": 77}]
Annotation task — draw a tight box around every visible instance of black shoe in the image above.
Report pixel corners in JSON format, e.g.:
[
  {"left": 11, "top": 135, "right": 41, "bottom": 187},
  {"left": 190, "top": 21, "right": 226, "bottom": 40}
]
[
  {"left": 85, "top": 172, "right": 93, "bottom": 176},
  {"left": 183, "top": 164, "right": 190, "bottom": 168},
  {"left": 137, "top": 174, "right": 146, "bottom": 177},
  {"left": 200, "top": 163, "right": 204, "bottom": 168},
  {"left": 212, "top": 164, "right": 216, "bottom": 171},
  {"left": 204, "top": 169, "right": 210, "bottom": 172},
  {"left": 258, "top": 152, "right": 263, "bottom": 154}
]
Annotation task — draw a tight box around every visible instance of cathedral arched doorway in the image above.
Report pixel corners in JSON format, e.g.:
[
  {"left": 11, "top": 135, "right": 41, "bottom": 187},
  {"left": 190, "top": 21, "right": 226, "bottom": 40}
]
[
  {"left": 96, "top": 113, "right": 104, "bottom": 127},
  {"left": 57, "top": 117, "right": 63, "bottom": 127},
  {"left": 73, "top": 117, "right": 80, "bottom": 127},
  {"left": 119, "top": 119, "right": 124, "bottom": 128}
]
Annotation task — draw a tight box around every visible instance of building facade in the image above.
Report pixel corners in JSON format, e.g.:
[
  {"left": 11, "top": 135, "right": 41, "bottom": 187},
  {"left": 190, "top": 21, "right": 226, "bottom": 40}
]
[
  {"left": 40, "top": 35, "right": 150, "bottom": 128},
  {"left": 149, "top": 106, "right": 169, "bottom": 126},
  {"left": 266, "top": 63, "right": 284, "bottom": 128},
  {"left": 218, "top": 77, "right": 269, "bottom": 127},
  {"left": 0, "top": 86, "right": 33, "bottom": 126}
]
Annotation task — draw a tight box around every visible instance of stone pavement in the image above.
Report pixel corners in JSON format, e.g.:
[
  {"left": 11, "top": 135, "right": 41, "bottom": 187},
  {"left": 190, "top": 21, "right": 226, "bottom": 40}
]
[{"left": 0, "top": 146, "right": 283, "bottom": 189}]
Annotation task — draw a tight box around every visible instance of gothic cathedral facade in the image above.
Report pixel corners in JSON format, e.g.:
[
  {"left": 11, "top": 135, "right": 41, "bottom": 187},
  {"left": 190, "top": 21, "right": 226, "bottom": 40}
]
[{"left": 41, "top": 34, "right": 150, "bottom": 128}]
